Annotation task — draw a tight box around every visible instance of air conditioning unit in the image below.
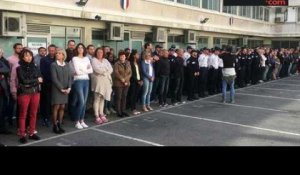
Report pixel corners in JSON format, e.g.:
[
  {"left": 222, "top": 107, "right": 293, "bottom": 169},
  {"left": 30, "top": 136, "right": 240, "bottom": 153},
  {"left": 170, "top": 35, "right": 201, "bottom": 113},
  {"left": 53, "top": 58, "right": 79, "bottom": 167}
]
[
  {"left": 1, "top": 12, "right": 26, "bottom": 37},
  {"left": 108, "top": 23, "right": 124, "bottom": 40},
  {"left": 185, "top": 30, "right": 196, "bottom": 44},
  {"left": 153, "top": 27, "right": 166, "bottom": 43},
  {"left": 275, "top": 17, "right": 284, "bottom": 23}
]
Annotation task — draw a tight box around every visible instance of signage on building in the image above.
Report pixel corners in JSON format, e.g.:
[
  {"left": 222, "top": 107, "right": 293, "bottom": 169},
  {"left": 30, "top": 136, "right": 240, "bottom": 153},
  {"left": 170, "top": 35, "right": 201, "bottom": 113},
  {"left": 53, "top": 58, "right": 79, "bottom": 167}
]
[
  {"left": 28, "top": 42, "right": 47, "bottom": 56},
  {"left": 121, "top": 0, "right": 129, "bottom": 10},
  {"left": 224, "top": 0, "right": 289, "bottom": 6}
]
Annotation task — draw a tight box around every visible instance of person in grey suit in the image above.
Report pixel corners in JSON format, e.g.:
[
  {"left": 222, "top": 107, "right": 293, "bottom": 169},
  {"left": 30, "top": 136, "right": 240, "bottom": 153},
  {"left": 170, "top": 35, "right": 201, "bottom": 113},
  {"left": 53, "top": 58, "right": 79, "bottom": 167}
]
[{"left": 50, "top": 48, "right": 72, "bottom": 134}]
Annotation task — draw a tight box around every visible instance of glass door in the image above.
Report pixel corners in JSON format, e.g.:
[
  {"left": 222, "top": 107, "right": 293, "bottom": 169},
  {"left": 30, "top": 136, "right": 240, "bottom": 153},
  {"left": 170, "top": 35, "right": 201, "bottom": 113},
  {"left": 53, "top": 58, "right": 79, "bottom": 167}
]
[{"left": 25, "top": 35, "right": 50, "bottom": 55}]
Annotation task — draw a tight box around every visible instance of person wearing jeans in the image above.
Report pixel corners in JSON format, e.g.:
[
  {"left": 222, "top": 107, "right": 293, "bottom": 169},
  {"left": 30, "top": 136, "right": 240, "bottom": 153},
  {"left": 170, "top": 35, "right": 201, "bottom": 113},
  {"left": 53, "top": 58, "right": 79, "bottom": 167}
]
[
  {"left": 141, "top": 51, "right": 155, "bottom": 112},
  {"left": 220, "top": 47, "right": 236, "bottom": 103},
  {"left": 72, "top": 43, "right": 93, "bottom": 129}
]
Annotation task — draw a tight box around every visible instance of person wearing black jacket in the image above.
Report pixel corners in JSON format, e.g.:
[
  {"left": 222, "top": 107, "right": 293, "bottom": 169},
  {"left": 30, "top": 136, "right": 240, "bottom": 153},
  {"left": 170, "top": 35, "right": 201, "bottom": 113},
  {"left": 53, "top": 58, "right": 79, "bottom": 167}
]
[
  {"left": 186, "top": 50, "right": 200, "bottom": 101},
  {"left": 16, "top": 49, "right": 43, "bottom": 144},
  {"left": 0, "top": 49, "right": 11, "bottom": 134},
  {"left": 219, "top": 46, "right": 236, "bottom": 103},
  {"left": 170, "top": 48, "right": 185, "bottom": 105},
  {"left": 127, "top": 50, "right": 143, "bottom": 115},
  {"left": 156, "top": 49, "right": 170, "bottom": 107}
]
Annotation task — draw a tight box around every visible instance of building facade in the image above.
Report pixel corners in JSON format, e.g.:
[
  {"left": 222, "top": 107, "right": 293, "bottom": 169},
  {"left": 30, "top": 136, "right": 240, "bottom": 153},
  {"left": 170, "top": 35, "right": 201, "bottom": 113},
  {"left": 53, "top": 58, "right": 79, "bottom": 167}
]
[{"left": 0, "top": 0, "right": 299, "bottom": 57}]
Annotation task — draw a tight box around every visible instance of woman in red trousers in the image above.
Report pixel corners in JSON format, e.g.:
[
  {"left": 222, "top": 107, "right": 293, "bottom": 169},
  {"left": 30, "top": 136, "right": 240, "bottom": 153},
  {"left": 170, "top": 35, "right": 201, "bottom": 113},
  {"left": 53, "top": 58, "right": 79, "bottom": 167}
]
[{"left": 17, "top": 49, "right": 43, "bottom": 144}]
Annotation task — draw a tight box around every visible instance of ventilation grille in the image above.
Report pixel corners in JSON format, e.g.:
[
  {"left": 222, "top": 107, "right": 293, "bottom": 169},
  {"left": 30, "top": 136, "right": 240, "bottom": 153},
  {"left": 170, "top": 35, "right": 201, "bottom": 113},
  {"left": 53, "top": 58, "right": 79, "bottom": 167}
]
[
  {"left": 131, "top": 31, "right": 145, "bottom": 39},
  {"left": 27, "top": 24, "right": 50, "bottom": 34}
]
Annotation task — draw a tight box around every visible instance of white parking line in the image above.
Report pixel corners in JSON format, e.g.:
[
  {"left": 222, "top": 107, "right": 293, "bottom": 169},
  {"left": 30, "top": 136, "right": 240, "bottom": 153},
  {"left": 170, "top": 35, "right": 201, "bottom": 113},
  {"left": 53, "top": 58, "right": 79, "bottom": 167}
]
[
  {"left": 201, "top": 100, "right": 288, "bottom": 113},
  {"left": 90, "top": 128, "right": 164, "bottom": 146},
  {"left": 160, "top": 111, "right": 300, "bottom": 137},
  {"left": 249, "top": 87, "right": 300, "bottom": 92},
  {"left": 236, "top": 92, "right": 300, "bottom": 101},
  {"left": 267, "top": 82, "right": 300, "bottom": 87}
]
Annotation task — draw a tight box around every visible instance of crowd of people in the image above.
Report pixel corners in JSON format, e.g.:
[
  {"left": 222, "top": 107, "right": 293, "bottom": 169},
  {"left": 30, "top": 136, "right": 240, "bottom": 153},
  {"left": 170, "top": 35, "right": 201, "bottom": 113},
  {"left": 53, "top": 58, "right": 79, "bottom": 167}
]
[{"left": 0, "top": 39, "right": 299, "bottom": 144}]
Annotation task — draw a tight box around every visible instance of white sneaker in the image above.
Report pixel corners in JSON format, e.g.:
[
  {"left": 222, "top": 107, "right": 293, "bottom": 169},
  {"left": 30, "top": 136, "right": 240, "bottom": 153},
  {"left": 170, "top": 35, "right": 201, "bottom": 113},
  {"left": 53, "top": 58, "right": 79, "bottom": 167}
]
[
  {"left": 75, "top": 123, "right": 83, "bottom": 129},
  {"left": 80, "top": 121, "right": 89, "bottom": 128}
]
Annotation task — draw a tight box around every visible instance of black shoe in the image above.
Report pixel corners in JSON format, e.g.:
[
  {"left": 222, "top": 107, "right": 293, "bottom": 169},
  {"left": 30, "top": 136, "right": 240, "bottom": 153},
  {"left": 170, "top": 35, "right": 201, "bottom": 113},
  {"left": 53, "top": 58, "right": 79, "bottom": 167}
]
[
  {"left": 52, "top": 125, "right": 60, "bottom": 134},
  {"left": 29, "top": 134, "right": 41, "bottom": 140},
  {"left": 0, "top": 129, "right": 12, "bottom": 135},
  {"left": 19, "top": 137, "right": 27, "bottom": 144},
  {"left": 122, "top": 112, "right": 130, "bottom": 117},
  {"left": 57, "top": 123, "right": 65, "bottom": 133}
]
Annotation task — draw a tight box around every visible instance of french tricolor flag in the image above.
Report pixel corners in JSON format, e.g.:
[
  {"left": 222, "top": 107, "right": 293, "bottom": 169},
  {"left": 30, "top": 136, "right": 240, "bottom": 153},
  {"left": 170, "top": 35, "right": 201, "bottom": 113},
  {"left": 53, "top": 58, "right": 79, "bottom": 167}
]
[{"left": 121, "top": 0, "right": 129, "bottom": 10}]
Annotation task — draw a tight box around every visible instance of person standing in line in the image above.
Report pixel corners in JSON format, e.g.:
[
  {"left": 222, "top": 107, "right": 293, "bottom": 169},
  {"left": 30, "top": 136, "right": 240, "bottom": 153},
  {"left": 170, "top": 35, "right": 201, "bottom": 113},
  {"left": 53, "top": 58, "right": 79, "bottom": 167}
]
[
  {"left": 0, "top": 48, "right": 11, "bottom": 134},
  {"left": 65, "top": 40, "right": 76, "bottom": 63},
  {"left": 170, "top": 48, "right": 185, "bottom": 105},
  {"left": 219, "top": 46, "right": 236, "bottom": 104},
  {"left": 113, "top": 51, "right": 132, "bottom": 117},
  {"left": 40, "top": 44, "right": 56, "bottom": 127},
  {"left": 16, "top": 49, "right": 43, "bottom": 144},
  {"left": 156, "top": 49, "right": 170, "bottom": 107},
  {"left": 198, "top": 47, "right": 209, "bottom": 98},
  {"left": 50, "top": 48, "right": 72, "bottom": 134},
  {"left": 141, "top": 51, "right": 155, "bottom": 112},
  {"left": 72, "top": 43, "right": 93, "bottom": 129},
  {"left": 8, "top": 43, "right": 23, "bottom": 127},
  {"left": 34, "top": 47, "right": 47, "bottom": 69},
  {"left": 127, "top": 50, "right": 143, "bottom": 115},
  {"left": 91, "top": 48, "right": 112, "bottom": 124}
]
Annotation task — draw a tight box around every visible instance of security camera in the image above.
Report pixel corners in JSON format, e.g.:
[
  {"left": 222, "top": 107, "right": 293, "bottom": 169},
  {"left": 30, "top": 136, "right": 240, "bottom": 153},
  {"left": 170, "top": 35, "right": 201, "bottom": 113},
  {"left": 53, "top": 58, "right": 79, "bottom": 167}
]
[
  {"left": 95, "top": 15, "right": 101, "bottom": 20},
  {"left": 200, "top": 18, "right": 209, "bottom": 24}
]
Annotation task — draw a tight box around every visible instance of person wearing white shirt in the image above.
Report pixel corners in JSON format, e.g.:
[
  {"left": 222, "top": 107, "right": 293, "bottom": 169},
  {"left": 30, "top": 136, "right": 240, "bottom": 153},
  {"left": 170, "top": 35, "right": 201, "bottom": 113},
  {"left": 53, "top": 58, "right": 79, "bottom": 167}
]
[
  {"left": 207, "top": 48, "right": 220, "bottom": 95},
  {"left": 72, "top": 43, "right": 93, "bottom": 129},
  {"left": 198, "top": 48, "right": 209, "bottom": 97}
]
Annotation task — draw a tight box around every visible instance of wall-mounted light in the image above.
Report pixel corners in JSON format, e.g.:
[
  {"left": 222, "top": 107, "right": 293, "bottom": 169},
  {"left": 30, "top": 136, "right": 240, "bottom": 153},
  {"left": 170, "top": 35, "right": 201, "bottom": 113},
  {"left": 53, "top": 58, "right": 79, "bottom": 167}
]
[
  {"left": 200, "top": 18, "right": 209, "bottom": 24},
  {"left": 76, "top": 0, "right": 88, "bottom": 6},
  {"left": 95, "top": 15, "right": 101, "bottom": 21}
]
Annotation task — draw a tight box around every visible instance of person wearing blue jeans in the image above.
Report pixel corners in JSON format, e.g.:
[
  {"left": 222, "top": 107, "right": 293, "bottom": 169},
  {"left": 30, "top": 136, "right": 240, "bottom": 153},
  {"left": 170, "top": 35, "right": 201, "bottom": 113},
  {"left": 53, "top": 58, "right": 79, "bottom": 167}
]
[
  {"left": 141, "top": 51, "right": 155, "bottom": 112},
  {"left": 219, "top": 47, "right": 236, "bottom": 103},
  {"left": 222, "top": 78, "right": 235, "bottom": 103},
  {"left": 71, "top": 43, "right": 93, "bottom": 129}
]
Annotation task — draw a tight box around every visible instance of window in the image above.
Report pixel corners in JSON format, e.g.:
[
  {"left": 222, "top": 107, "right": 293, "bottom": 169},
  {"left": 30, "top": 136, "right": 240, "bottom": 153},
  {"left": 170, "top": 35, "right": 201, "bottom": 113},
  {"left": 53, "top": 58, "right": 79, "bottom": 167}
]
[
  {"left": 239, "top": 6, "right": 251, "bottom": 18},
  {"left": 264, "top": 8, "right": 269, "bottom": 22},
  {"left": 298, "top": 7, "right": 300, "bottom": 22},
  {"left": 202, "top": 0, "right": 220, "bottom": 11},
  {"left": 223, "top": 6, "right": 237, "bottom": 15},
  {"left": 51, "top": 26, "right": 82, "bottom": 48},
  {"left": 175, "top": 0, "right": 200, "bottom": 8},
  {"left": 252, "top": 6, "right": 264, "bottom": 20}
]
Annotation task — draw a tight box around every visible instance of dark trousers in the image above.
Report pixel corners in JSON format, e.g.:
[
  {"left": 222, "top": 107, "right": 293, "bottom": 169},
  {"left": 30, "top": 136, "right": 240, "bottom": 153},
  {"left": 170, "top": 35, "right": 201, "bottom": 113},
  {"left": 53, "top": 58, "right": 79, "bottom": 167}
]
[
  {"left": 237, "top": 67, "right": 246, "bottom": 88},
  {"left": 40, "top": 82, "right": 52, "bottom": 120},
  {"left": 171, "top": 77, "right": 184, "bottom": 103},
  {"left": 245, "top": 66, "right": 252, "bottom": 85},
  {"left": 128, "top": 81, "right": 141, "bottom": 111},
  {"left": 158, "top": 75, "right": 169, "bottom": 105},
  {"left": 208, "top": 68, "right": 218, "bottom": 94},
  {"left": 0, "top": 95, "right": 5, "bottom": 130},
  {"left": 114, "top": 86, "right": 129, "bottom": 115},
  {"left": 198, "top": 67, "right": 208, "bottom": 97},
  {"left": 187, "top": 75, "right": 198, "bottom": 99},
  {"left": 150, "top": 78, "right": 159, "bottom": 101}
]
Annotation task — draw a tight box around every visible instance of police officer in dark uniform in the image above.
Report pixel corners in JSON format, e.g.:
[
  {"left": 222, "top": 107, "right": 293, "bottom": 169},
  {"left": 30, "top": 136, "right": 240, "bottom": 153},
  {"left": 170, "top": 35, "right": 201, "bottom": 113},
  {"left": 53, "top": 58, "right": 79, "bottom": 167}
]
[
  {"left": 186, "top": 50, "right": 200, "bottom": 101},
  {"left": 245, "top": 49, "right": 252, "bottom": 85},
  {"left": 236, "top": 48, "right": 247, "bottom": 88},
  {"left": 251, "top": 48, "right": 261, "bottom": 85}
]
